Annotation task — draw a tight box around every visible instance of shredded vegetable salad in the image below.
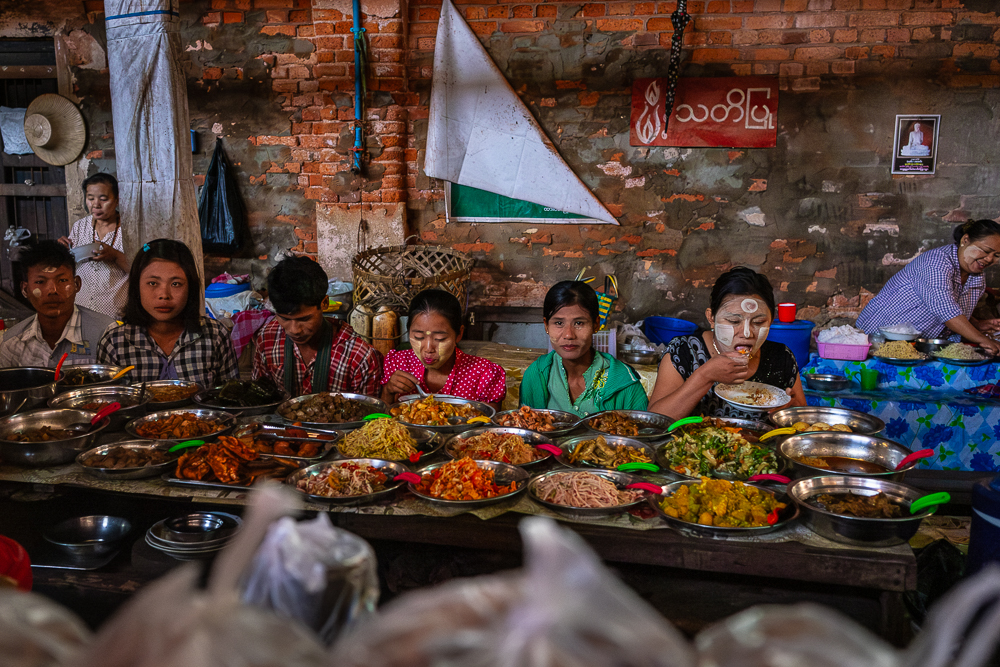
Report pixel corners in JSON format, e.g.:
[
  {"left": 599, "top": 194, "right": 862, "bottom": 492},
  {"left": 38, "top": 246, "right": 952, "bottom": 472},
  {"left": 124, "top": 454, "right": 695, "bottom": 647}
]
[
  {"left": 340, "top": 418, "right": 418, "bottom": 460},
  {"left": 298, "top": 462, "right": 390, "bottom": 498},
  {"left": 661, "top": 419, "right": 777, "bottom": 479},
  {"left": 451, "top": 432, "right": 542, "bottom": 465},
  {"left": 414, "top": 458, "right": 518, "bottom": 501},
  {"left": 534, "top": 472, "right": 643, "bottom": 509}
]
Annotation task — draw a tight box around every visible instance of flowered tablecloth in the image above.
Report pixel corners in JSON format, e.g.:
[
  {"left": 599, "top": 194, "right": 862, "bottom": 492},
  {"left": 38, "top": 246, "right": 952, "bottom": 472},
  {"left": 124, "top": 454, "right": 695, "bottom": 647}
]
[{"left": 802, "top": 353, "right": 1000, "bottom": 392}]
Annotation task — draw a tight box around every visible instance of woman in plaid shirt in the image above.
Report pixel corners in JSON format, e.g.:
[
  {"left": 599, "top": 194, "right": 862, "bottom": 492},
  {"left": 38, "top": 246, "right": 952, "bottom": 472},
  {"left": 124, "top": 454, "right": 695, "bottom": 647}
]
[{"left": 96, "top": 240, "right": 238, "bottom": 386}]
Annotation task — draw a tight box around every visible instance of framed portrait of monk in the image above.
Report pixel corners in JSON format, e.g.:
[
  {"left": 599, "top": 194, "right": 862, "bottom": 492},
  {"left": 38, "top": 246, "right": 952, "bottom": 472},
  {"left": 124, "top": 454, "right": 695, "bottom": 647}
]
[{"left": 891, "top": 114, "right": 940, "bottom": 175}]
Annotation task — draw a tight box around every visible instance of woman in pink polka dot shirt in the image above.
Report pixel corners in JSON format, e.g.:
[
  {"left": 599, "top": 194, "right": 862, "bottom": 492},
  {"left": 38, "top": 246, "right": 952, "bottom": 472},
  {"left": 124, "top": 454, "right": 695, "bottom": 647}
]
[{"left": 381, "top": 289, "right": 507, "bottom": 410}]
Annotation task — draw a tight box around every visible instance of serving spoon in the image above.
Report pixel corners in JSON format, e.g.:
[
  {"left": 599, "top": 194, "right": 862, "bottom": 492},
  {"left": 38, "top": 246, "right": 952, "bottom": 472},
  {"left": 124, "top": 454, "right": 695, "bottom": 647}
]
[{"left": 65, "top": 402, "right": 121, "bottom": 435}]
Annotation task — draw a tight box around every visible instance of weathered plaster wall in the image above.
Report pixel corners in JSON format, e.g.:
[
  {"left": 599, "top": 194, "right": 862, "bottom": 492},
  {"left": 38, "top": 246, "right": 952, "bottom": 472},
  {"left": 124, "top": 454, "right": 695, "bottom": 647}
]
[{"left": 4, "top": 0, "right": 1000, "bottom": 327}]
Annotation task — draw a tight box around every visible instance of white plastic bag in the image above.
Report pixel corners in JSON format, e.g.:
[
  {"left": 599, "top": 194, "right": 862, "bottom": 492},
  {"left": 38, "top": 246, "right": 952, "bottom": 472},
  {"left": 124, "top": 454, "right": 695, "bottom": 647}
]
[
  {"left": 0, "top": 589, "right": 90, "bottom": 667},
  {"left": 333, "top": 516, "right": 695, "bottom": 667},
  {"left": 68, "top": 484, "right": 328, "bottom": 667},
  {"left": 241, "top": 513, "right": 378, "bottom": 645}
]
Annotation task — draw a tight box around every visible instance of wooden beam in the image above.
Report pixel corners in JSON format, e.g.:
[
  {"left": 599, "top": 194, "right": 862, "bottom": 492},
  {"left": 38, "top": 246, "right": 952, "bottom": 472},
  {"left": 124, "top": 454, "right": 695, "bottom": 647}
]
[
  {"left": 0, "top": 65, "right": 57, "bottom": 79},
  {"left": 0, "top": 184, "right": 66, "bottom": 197}
]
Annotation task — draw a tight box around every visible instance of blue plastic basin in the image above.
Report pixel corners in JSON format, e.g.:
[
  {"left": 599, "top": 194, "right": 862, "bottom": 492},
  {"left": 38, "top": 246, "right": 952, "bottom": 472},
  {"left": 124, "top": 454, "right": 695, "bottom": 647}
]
[
  {"left": 767, "top": 320, "right": 815, "bottom": 370},
  {"left": 644, "top": 316, "right": 699, "bottom": 346}
]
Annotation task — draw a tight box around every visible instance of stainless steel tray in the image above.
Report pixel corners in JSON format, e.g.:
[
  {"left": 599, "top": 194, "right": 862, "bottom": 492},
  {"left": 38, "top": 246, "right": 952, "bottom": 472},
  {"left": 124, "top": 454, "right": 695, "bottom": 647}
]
[
  {"left": 192, "top": 386, "right": 290, "bottom": 416},
  {"left": 408, "top": 459, "right": 529, "bottom": 510},
  {"left": 769, "top": 406, "right": 885, "bottom": 436},
  {"left": 274, "top": 392, "right": 387, "bottom": 429},
  {"left": 335, "top": 424, "right": 440, "bottom": 462},
  {"left": 285, "top": 459, "right": 412, "bottom": 505},
  {"left": 490, "top": 408, "right": 581, "bottom": 436},
  {"left": 555, "top": 434, "right": 657, "bottom": 471},
  {"left": 125, "top": 408, "right": 236, "bottom": 441},
  {"left": 528, "top": 468, "right": 648, "bottom": 518},
  {"left": 778, "top": 431, "right": 914, "bottom": 481},
  {"left": 649, "top": 479, "right": 798, "bottom": 539},
  {"left": 444, "top": 427, "right": 556, "bottom": 468},
  {"left": 231, "top": 423, "right": 339, "bottom": 461},
  {"left": 138, "top": 380, "right": 202, "bottom": 410},
  {"left": 76, "top": 440, "right": 180, "bottom": 480},
  {"left": 389, "top": 395, "right": 496, "bottom": 434},
  {"left": 581, "top": 410, "right": 674, "bottom": 442},
  {"left": 654, "top": 419, "right": 783, "bottom": 481}
]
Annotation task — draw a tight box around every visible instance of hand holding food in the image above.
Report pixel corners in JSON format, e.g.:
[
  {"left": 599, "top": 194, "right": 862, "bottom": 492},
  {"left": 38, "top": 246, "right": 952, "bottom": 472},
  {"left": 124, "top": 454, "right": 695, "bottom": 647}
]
[
  {"left": 384, "top": 370, "right": 421, "bottom": 397},
  {"left": 700, "top": 353, "right": 751, "bottom": 385}
]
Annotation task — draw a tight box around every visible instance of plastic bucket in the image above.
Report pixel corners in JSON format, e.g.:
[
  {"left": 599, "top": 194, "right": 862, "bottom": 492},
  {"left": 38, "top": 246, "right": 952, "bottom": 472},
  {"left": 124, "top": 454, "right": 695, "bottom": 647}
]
[
  {"left": 767, "top": 320, "right": 815, "bottom": 370},
  {"left": 644, "top": 317, "right": 698, "bottom": 346},
  {"left": 969, "top": 475, "right": 1000, "bottom": 575}
]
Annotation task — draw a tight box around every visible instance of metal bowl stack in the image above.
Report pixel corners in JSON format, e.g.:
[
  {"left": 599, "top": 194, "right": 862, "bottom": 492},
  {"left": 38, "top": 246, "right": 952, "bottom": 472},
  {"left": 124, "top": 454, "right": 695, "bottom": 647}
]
[
  {"left": 44, "top": 515, "right": 131, "bottom": 557},
  {"left": 145, "top": 512, "right": 242, "bottom": 560},
  {"left": 787, "top": 475, "right": 934, "bottom": 547},
  {"left": 0, "top": 409, "right": 111, "bottom": 466},
  {"left": 49, "top": 385, "right": 151, "bottom": 431},
  {"left": 0, "top": 367, "right": 57, "bottom": 417}
]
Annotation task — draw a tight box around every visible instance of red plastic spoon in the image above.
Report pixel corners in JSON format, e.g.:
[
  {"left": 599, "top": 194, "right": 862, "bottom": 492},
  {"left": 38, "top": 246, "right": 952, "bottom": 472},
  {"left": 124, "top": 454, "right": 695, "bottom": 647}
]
[
  {"left": 747, "top": 474, "right": 791, "bottom": 484},
  {"left": 395, "top": 472, "right": 422, "bottom": 485},
  {"left": 65, "top": 402, "right": 120, "bottom": 434},
  {"left": 53, "top": 352, "right": 68, "bottom": 382},
  {"left": 895, "top": 448, "right": 933, "bottom": 471},
  {"left": 536, "top": 444, "right": 562, "bottom": 456}
]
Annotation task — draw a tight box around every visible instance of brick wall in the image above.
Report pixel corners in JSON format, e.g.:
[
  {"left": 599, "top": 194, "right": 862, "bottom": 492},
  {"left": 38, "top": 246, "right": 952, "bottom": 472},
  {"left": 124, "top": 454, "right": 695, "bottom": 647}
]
[{"left": 12, "top": 0, "right": 1000, "bottom": 326}]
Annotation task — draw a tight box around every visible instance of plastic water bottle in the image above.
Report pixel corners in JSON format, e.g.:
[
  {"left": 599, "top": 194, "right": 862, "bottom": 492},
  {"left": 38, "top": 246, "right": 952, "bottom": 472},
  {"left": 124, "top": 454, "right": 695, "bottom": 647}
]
[{"left": 968, "top": 474, "right": 1000, "bottom": 575}]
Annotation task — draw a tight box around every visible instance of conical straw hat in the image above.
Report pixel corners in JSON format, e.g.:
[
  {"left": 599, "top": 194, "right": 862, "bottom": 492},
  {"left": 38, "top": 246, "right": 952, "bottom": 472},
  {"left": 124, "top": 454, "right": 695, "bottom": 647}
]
[{"left": 23, "top": 94, "right": 86, "bottom": 166}]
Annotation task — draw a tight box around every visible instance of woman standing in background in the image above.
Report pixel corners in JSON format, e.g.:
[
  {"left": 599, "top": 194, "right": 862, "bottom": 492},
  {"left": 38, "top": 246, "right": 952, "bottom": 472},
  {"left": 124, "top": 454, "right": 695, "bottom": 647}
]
[{"left": 58, "top": 173, "right": 129, "bottom": 319}]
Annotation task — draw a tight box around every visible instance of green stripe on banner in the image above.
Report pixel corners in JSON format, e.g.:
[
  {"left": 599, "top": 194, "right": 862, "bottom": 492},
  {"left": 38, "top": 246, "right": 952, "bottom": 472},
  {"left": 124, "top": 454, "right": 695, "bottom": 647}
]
[{"left": 450, "top": 183, "right": 586, "bottom": 220}]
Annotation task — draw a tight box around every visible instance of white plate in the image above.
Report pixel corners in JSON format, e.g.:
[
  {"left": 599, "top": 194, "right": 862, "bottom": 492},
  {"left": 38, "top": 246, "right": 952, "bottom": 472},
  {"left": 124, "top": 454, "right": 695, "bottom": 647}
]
[
  {"left": 714, "top": 381, "right": 792, "bottom": 411},
  {"left": 70, "top": 243, "right": 101, "bottom": 262},
  {"left": 879, "top": 327, "right": 919, "bottom": 341}
]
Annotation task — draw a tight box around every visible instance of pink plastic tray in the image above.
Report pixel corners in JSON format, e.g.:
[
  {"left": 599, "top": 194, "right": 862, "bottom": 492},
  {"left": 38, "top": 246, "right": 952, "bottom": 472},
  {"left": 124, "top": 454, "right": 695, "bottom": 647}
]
[{"left": 817, "top": 341, "right": 871, "bottom": 361}]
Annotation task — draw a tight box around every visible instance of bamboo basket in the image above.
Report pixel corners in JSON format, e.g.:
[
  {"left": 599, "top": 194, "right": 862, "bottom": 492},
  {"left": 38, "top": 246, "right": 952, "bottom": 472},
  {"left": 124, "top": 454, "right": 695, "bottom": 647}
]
[{"left": 352, "top": 243, "right": 474, "bottom": 313}]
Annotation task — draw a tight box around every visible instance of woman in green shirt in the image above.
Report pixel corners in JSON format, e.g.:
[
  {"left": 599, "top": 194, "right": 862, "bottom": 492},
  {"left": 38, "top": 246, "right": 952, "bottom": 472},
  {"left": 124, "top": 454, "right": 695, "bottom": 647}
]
[{"left": 520, "top": 281, "right": 648, "bottom": 417}]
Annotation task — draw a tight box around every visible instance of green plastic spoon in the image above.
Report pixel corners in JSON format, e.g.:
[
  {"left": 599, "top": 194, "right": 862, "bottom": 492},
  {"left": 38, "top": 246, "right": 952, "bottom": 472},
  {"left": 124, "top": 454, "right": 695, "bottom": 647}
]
[
  {"left": 667, "top": 416, "right": 702, "bottom": 432},
  {"left": 168, "top": 439, "right": 206, "bottom": 453},
  {"left": 910, "top": 491, "right": 950, "bottom": 515},
  {"left": 617, "top": 461, "right": 659, "bottom": 473},
  {"left": 363, "top": 413, "right": 391, "bottom": 421}
]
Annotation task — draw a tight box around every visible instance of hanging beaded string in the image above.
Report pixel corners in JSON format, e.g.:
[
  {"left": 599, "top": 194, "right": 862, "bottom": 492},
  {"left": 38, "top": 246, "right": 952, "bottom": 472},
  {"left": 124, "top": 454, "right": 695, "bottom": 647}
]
[{"left": 663, "top": 0, "right": 691, "bottom": 133}]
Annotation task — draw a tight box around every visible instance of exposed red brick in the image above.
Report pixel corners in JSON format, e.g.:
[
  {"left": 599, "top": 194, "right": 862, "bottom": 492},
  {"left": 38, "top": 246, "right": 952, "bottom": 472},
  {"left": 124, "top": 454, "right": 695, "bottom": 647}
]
[
  {"left": 709, "top": 31, "right": 732, "bottom": 44},
  {"left": 469, "top": 22, "right": 496, "bottom": 35},
  {"left": 848, "top": 11, "right": 899, "bottom": 26},
  {"left": 753, "top": 47, "right": 791, "bottom": 59},
  {"left": 832, "top": 60, "right": 856, "bottom": 73},
  {"left": 954, "top": 43, "right": 1000, "bottom": 58},
  {"left": 886, "top": 27, "right": 910, "bottom": 40},
  {"left": 745, "top": 14, "right": 793, "bottom": 29},
  {"left": 695, "top": 15, "right": 742, "bottom": 30},
  {"left": 859, "top": 28, "right": 886, "bottom": 41},
  {"left": 810, "top": 29, "right": 831, "bottom": 42},
  {"left": 833, "top": 28, "right": 858, "bottom": 41},
  {"left": 806, "top": 61, "right": 829, "bottom": 74},
  {"left": 223, "top": 11, "right": 243, "bottom": 22},
  {"left": 779, "top": 62, "right": 805, "bottom": 75},
  {"left": 796, "top": 13, "right": 846, "bottom": 28},
  {"left": 900, "top": 11, "right": 953, "bottom": 26},
  {"left": 871, "top": 44, "right": 895, "bottom": 57},
  {"left": 691, "top": 47, "right": 740, "bottom": 61},
  {"left": 536, "top": 5, "right": 557, "bottom": 17},
  {"left": 647, "top": 17, "right": 672, "bottom": 30},
  {"left": 755, "top": 0, "right": 781, "bottom": 9},
  {"left": 202, "top": 12, "right": 221, "bottom": 24},
  {"left": 595, "top": 18, "right": 643, "bottom": 30},
  {"left": 262, "top": 25, "right": 296, "bottom": 35},
  {"left": 862, "top": 0, "right": 887, "bottom": 7},
  {"left": 732, "top": 0, "right": 755, "bottom": 10},
  {"left": 731, "top": 63, "right": 752, "bottom": 75},
  {"left": 794, "top": 45, "right": 842, "bottom": 59}
]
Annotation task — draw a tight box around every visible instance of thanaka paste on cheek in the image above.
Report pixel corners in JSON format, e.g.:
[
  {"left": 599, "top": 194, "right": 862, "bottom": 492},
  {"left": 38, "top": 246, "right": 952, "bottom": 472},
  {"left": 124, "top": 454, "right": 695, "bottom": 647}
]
[
  {"left": 31, "top": 289, "right": 42, "bottom": 298},
  {"left": 962, "top": 244, "right": 981, "bottom": 268},
  {"left": 753, "top": 326, "right": 770, "bottom": 353},
  {"left": 715, "top": 323, "right": 735, "bottom": 347}
]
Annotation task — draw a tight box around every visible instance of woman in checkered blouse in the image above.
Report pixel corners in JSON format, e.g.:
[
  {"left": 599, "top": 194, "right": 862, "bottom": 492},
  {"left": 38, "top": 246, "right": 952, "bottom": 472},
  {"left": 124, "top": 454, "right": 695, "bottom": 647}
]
[
  {"left": 856, "top": 219, "right": 1000, "bottom": 356},
  {"left": 96, "top": 240, "right": 238, "bottom": 386}
]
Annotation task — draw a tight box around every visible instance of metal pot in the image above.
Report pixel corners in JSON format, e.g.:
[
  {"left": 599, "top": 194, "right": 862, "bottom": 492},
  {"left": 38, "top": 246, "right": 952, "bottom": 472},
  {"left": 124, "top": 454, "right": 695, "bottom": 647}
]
[
  {"left": 49, "top": 385, "right": 151, "bottom": 431},
  {"left": 0, "top": 367, "right": 57, "bottom": 417},
  {"left": 769, "top": 406, "right": 885, "bottom": 435},
  {"left": 778, "top": 431, "right": 913, "bottom": 481},
  {"left": 787, "top": 475, "right": 934, "bottom": 547},
  {"left": 915, "top": 338, "right": 950, "bottom": 354},
  {"left": 43, "top": 515, "right": 131, "bottom": 557},
  {"left": 0, "top": 409, "right": 111, "bottom": 466},
  {"left": 803, "top": 374, "right": 849, "bottom": 392}
]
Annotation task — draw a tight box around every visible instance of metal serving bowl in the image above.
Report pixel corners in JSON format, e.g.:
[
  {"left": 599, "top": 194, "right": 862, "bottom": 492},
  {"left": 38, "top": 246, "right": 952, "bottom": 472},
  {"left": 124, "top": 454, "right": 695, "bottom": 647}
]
[
  {"left": 276, "top": 392, "right": 388, "bottom": 429},
  {"left": 582, "top": 410, "right": 675, "bottom": 442},
  {"left": 915, "top": 338, "right": 950, "bottom": 354},
  {"left": 124, "top": 407, "right": 236, "bottom": 441},
  {"left": 0, "top": 367, "right": 57, "bottom": 417},
  {"left": 778, "top": 431, "right": 913, "bottom": 481},
  {"left": 654, "top": 417, "right": 781, "bottom": 481},
  {"left": 619, "top": 350, "right": 662, "bottom": 365},
  {"left": 0, "top": 409, "right": 111, "bottom": 466},
  {"left": 43, "top": 515, "right": 131, "bottom": 557},
  {"left": 408, "top": 459, "right": 529, "bottom": 510},
  {"left": 193, "top": 386, "right": 290, "bottom": 417},
  {"left": 390, "top": 395, "right": 496, "bottom": 434},
  {"left": 139, "top": 380, "right": 201, "bottom": 410},
  {"left": 787, "top": 475, "right": 935, "bottom": 547},
  {"left": 555, "top": 433, "right": 657, "bottom": 471},
  {"left": 286, "top": 458, "right": 412, "bottom": 506},
  {"left": 444, "top": 427, "right": 557, "bottom": 468},
  {"left": 804, "top": 374, "right": 850, "bottom": 392},
  {"left": 55, "top": 364, "right": 125, "bottom": 393},
  {"left": 649, "top": 479, "right": 799, "bottom": 539},
  {"left": 76, "top": 440, "right": 180, "bottom": 480},
  {"left": 769, "top": 406, "right": 885, "bottom": 436},
  {"left": 335, "top": 423, "right": 439, "bottom": 462},
  {"left": 163, "top": 512, "right": 227, "bottom": 543},
  {"left": 491, "top": 408, "right": 580, "bottom": 436},
  {"left": 528, "top": 468, "right": 648, "bottom": 518},
  {"left": 49, "top": 385, "right": 150, "bottom": 431}
]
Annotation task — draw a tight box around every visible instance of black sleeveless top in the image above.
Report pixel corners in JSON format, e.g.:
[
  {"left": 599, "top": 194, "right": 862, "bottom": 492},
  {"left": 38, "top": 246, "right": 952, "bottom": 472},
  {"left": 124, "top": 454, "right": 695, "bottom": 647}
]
[{"left": 666, "top": 330, "right": 799, "bottom": 420}]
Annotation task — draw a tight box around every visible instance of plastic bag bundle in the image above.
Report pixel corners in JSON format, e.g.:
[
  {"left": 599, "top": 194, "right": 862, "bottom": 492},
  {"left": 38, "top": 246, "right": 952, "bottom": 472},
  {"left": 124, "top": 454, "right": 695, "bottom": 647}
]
[
  {"left": 198, "top": 139, "right": 249, "bottom": 254},
  {"left": 68, "top": 484, "right": 328, "bottom": 667},
  {"left": 241, "top": 513, "right": 378, "bottom": 645},
  {"left": 0, "top": 589, "right": 90, "bottom": 667},
  {"left": 333, "top": 516, "right": 695, "bottom": 667}
]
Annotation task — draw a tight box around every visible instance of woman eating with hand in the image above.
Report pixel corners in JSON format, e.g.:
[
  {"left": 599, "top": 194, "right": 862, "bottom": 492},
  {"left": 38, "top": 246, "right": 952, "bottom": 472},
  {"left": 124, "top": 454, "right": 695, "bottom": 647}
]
[
  {"left": 520, "top": 281, "right": 647, "bottom": 417},
  {"left": 856, "top": 219, "right": 1000, "bottom": 355},
  {"left": 648, "top": 267, "right": 805, "bottom": 420},
  {"left": 96, "top": 239, "right": 238, "bottom": 387},
  {"left": 381, "top": 289, "right": 506, "bottom": 410}
]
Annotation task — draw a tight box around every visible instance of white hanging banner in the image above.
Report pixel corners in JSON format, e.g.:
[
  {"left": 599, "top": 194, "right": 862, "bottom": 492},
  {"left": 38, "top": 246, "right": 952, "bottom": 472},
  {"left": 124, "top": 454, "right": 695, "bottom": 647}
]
[
  {"left": 425, "top": 0, "right": 617, "bottom": 225},
  {"left": 105, "top": 0, "right": 203, "bottom": 271}
]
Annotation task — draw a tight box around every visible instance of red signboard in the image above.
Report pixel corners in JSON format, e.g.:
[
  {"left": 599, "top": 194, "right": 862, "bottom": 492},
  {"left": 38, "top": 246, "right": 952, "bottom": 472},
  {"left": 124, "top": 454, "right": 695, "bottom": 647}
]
[{"left": 630, "top": 76, "right": 778, "bottom": 148}]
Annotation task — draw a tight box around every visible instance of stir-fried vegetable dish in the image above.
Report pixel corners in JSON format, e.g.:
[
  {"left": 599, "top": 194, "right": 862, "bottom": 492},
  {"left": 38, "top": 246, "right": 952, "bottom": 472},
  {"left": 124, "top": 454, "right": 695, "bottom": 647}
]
[
  {"left": 566, "top": 436, "right": 651, "bottom": 468},
  {"left": 588, "top": 411, "right": 642, "bottom": 436},
  {"left": 413, "top": 458, "right": 518, "bottom": 501},
  {"left": 391, "top": 396, "right": 484, "bottom": 426},
  {"left": 451, "top": 432, "right": 542, "bottom": 465},
  {"left": 297, "top": 462, "right": 391, "bottom": 498},
  {"left": 661, "top": 419, "right": 777, "bottom": 478},
  {"left": 658, "top": 477, "right": 785, "bottom": 528}
]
